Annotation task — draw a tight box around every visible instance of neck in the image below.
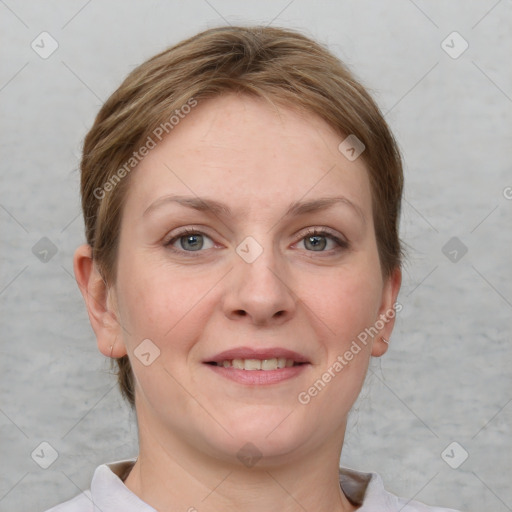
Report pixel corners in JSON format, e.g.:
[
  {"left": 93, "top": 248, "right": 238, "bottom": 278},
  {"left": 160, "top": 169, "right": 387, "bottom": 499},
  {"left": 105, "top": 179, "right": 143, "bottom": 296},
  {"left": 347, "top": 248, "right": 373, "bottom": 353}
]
[{"left": 123, "top": 409, "right": 357, "bottom": 512}]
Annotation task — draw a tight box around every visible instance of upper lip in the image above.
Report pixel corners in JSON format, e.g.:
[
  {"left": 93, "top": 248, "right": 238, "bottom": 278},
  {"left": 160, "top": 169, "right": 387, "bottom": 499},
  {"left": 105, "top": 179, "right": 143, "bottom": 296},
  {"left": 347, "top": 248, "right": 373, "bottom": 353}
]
[{"left": 204, "top": 346, "right": 310, "bottom": 364}]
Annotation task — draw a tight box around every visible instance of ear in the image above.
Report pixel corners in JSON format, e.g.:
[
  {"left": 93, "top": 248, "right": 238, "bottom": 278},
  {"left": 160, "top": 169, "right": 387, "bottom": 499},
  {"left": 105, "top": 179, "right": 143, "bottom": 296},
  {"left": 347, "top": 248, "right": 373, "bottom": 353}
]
[
  {"left": 73, "top": 244, "right": 127, "bottom": 358},
  {"left": 371, "top": 266, "right": 402, "bottom": 357}
]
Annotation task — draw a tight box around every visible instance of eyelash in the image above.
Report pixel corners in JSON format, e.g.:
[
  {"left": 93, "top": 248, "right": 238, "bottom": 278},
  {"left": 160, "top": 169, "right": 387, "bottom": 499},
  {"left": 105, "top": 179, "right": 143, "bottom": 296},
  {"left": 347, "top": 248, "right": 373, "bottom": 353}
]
[
  {"left": 164, "top": 227, "right": 349, "bottom": 256},
  {"left": 297, "top": 228, "right": 349, "bottom": 253}
]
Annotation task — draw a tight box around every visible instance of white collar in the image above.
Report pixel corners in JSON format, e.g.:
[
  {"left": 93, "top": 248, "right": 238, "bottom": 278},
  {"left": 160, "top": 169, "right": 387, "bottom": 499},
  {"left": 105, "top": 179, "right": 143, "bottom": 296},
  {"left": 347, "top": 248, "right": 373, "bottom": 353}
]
[
  {"left": 90, "top": 460, "right": 156, "bottom": 511},
  {"left": 87, "top": 458, "right": 396, "bottom": 511}
]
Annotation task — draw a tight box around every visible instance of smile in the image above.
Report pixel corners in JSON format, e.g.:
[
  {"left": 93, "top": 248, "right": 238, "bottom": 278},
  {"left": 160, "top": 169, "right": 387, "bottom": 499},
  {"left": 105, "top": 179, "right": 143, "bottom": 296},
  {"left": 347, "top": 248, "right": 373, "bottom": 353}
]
[
  {"left": 207, "top": 358, "right": 304, "bottom": 370},
  {"left": 204, "top": 360, "right": 310, "bottom": 385},
  {"left": 203, "top": 346, "right": 311, "bottom": 384}
]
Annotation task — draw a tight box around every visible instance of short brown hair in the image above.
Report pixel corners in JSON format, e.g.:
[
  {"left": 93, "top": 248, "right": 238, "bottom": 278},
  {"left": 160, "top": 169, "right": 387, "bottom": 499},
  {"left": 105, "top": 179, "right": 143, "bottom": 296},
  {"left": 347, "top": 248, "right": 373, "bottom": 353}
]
[{"left": 79, "top": 25, "right": 404, "bottom": 408}]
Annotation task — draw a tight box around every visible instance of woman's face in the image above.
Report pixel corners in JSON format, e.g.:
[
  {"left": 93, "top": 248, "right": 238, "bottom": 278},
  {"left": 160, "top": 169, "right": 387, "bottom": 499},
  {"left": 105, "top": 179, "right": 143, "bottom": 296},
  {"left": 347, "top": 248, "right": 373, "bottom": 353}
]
[{"left": 110, "top": 94, "right": 400, "bottom": 464}]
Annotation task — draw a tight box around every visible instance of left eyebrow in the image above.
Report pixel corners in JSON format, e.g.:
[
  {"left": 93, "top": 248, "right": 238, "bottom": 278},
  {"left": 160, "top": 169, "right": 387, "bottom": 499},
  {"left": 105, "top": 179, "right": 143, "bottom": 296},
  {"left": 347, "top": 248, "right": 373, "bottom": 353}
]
[
  {"left": 283, "top": 196, "right": 366, "bottom": 225},
  {"left": 143, "top": 194, "right": 366, "bottom": 225}
]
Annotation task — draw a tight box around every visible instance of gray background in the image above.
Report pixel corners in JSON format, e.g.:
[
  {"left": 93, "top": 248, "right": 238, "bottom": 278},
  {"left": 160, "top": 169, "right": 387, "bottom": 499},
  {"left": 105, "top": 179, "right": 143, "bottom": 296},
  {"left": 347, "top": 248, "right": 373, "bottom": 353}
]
[{"left": 1, "top": 1, "right": 511, "bottom": 511}]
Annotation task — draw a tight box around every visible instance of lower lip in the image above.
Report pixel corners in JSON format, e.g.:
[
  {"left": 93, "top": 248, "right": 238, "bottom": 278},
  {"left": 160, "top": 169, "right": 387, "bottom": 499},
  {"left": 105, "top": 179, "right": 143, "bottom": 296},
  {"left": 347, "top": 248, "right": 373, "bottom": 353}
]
[{"left": 204, "top": 363, "right": 309, "bottom": 385}]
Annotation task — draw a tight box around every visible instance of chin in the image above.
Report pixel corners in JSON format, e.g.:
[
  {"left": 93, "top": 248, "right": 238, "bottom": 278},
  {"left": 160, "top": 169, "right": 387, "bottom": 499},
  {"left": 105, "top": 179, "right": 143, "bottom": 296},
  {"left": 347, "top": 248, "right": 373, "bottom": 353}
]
[{"left": 205, "top": 414, "right": 315, "bottom": 465}]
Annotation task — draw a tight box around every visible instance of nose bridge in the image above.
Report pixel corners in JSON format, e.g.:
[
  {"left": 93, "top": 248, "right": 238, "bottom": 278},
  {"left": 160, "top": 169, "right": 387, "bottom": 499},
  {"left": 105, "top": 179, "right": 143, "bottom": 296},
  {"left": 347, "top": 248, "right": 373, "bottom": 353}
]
[{"left": 224, "top": 234, "right": 296, "bottom": 323}]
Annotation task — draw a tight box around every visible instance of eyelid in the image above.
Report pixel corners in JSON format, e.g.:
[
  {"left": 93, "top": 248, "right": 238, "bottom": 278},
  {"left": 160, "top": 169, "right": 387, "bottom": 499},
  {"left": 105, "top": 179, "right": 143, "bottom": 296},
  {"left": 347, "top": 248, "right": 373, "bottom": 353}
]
[
  {"left": 298, "top": 226, "right": 346, "bottom": 241},
  {"left": 296, "top": 227, "right": 349, "bottom": 251},
  {"left": 163, "top": 226, "right": 218, "bottom": 255},
  {"left": 163, "top": 226, "right": 212, "bottom": 244}
]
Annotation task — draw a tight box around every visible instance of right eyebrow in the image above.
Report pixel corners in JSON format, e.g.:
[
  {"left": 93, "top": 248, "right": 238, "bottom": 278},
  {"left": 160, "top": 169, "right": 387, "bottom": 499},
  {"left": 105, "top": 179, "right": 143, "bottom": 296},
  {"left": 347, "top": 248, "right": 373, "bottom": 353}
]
[{"left": 143, "top": 195, "right": 231, "bottom": 218}]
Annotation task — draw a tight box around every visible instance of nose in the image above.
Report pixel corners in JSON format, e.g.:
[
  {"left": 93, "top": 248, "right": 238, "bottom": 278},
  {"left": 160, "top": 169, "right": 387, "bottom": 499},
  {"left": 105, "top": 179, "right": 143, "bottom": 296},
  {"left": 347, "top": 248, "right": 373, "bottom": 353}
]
[{"left": 222, "top": 244, "right": 297, "bottom": 326}]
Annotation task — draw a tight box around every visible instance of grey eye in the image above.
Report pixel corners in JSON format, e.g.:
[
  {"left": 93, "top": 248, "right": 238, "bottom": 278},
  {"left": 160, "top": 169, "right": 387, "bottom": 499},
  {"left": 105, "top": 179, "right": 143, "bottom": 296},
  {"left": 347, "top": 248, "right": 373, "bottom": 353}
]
[
  {"left": 304, "top": 235, "right": 328, "bottom": 251},
  {"left": 167, "top": 231, "right": 215, "bottom": 252},
  {"left": 180, "top": 234, "right": 204, "bottom": 251}
]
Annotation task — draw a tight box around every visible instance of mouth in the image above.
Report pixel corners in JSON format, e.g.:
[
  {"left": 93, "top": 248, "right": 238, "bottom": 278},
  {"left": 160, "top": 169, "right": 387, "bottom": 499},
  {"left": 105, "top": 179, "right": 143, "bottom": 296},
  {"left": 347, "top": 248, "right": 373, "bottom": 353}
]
[
  {"left": 203, "top": 347, "right": 310, "bottom": 384},
  {"left": 205, "top": 358, "right": 307, "bottom": 371},
  {"left": 204, "top": 346, "right": 310, "bottom": 368}
]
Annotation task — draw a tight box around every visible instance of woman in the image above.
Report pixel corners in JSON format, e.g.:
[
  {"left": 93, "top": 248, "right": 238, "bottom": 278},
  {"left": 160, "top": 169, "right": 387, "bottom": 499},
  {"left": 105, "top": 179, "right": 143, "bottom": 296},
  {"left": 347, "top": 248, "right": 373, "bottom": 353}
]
[{"left": 47, "top": 25, "right": 460, "bottom": 511}]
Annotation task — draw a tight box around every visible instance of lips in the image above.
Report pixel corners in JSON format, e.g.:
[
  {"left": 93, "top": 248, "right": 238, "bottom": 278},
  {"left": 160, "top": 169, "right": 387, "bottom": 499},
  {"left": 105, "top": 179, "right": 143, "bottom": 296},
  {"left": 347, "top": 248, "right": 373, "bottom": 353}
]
[
  {"left": 204, "top": 346, "right": 310, "bottom": 365},
  {"left": 204, "top": 346, "right": 310, "bottom": 385}
]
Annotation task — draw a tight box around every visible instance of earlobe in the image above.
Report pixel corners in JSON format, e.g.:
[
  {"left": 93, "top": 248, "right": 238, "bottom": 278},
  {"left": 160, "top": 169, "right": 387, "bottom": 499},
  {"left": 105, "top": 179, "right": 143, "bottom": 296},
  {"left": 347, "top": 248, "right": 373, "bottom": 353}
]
[
  {"left": 371, "top": 266, "right": 402, "bottom": 358},
  {"left": 372, "top": 336, "right": 390, "bottom": 357},
  {"left": 73, "top": 244, "right": 127, "bottom": 358}
]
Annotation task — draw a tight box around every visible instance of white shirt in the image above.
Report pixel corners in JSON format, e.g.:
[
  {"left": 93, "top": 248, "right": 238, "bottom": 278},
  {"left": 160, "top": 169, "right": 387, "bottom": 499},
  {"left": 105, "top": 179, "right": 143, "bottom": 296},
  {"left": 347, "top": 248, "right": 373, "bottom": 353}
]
[{"left": 45, "top": 459, "right": 461, "bottom": 512}]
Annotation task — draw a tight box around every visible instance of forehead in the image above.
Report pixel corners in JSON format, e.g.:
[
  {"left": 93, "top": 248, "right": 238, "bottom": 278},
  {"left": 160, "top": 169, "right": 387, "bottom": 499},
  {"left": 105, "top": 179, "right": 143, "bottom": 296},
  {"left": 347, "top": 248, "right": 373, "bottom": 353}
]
[{"left": 125, "top": 94, "right": 372, "bottom": 220}]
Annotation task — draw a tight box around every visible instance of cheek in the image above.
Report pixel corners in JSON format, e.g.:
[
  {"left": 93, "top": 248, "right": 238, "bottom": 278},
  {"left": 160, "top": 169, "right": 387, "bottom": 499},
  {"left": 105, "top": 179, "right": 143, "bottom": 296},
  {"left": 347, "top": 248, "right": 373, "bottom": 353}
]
[
  {"left": 115, "top": 253, "right": 216, "bottom": 353},
  {"left": 296, "top": 264, "right": 382, "bottom": 418},
  {"left": 301, "top": 259, "right": 383, "bottom": 343}
]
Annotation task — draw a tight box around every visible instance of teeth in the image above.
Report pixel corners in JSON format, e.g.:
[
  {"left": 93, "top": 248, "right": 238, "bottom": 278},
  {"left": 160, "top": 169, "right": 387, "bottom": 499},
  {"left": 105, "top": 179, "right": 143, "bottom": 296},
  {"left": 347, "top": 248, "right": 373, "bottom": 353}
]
[
  {"left": 218, "top": 358, "right": 297, "bottom": 370},
  {"left": 261, "top": 358, "right": 277, "bottom": 370},
  {"left": 232, "top": 359, "right": 245, "bottom": 369},
  {"left": 244, "top": 359, "right": 261, "bottom": 370},
  {"left": 276, "top": 357, "right": 287, "bottom": 369}
]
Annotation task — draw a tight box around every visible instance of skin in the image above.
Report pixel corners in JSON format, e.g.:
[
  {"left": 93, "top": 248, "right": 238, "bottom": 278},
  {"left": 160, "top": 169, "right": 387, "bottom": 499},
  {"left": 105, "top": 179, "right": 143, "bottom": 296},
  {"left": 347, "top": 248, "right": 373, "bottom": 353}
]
[{"left": 74, "top": 93, "right": 401, "bottom": 512}]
